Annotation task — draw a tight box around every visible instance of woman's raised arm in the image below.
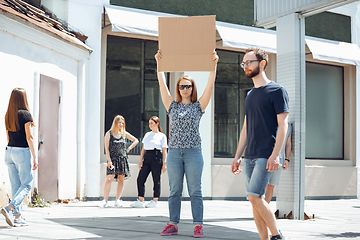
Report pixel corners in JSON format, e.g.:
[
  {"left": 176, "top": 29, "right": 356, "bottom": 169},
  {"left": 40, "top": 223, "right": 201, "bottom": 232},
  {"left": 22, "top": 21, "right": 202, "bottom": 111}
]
[
  {"left": 155, "top": 50, "right": 173, "bottom": 111},
  {"left": 199, "top": 50, "right": 219, "bottom": 112}
]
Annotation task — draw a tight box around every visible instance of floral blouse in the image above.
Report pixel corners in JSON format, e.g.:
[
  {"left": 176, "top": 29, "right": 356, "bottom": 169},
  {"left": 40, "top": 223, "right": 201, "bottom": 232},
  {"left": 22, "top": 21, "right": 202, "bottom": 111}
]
[{"left": 167, "top": 101, "right": 204, "bottom": 148}]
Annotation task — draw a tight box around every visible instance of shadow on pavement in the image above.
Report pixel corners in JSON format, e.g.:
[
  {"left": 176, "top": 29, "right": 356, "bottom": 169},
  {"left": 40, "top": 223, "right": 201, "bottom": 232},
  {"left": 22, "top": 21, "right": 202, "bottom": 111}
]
[
  {"left": 48, "top": 215, "right": 259, "bottom": 240},
  {"left": 322, "top": 232, "right": 360, "bottom": 238}
]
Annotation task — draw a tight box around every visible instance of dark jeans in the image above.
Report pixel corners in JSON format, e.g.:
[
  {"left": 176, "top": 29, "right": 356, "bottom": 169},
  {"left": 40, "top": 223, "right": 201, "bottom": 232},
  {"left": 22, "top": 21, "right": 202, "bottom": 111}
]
[{"left": 137, "top": 149, "right": 163, "bottom": 198}]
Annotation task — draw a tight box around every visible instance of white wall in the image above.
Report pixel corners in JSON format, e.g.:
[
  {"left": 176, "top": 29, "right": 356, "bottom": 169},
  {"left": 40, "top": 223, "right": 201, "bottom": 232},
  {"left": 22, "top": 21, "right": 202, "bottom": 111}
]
[
  {"left": 0, "top": 12, "right": 90, "bottom": 200},
  {"left": 41, "top": 0, "right": 68, "bottom": 20},
  {"left": 41, "top": 0, "right": 108, "bottom": 199},
  {"left": 66, "top": 0, "right": 109, "bottom": 199}
]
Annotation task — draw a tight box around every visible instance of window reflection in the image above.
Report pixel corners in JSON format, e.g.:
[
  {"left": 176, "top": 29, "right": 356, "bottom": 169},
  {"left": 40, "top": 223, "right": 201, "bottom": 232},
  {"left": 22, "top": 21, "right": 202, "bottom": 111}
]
[
  {"left": 105, "top": 37, "right": 159, "bottom": 154},
  {"left": 306, "top": 62, "right": 344, "bottom": 159}
]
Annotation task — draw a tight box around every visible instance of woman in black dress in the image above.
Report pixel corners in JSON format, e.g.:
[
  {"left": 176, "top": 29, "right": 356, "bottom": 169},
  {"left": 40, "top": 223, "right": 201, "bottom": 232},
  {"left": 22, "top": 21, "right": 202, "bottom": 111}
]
[{"left": 99, "top": 115, "right": 138, "bottom": 208}]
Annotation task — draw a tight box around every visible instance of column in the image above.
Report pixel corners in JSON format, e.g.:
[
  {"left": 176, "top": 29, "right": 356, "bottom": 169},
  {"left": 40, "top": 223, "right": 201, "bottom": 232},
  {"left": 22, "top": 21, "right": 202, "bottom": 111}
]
[
  {"left": 276, "top": 13, "right": 306, "bottom": 220},
  {"left": 355, "top": 3, "right": 360, "bottom": 200}
]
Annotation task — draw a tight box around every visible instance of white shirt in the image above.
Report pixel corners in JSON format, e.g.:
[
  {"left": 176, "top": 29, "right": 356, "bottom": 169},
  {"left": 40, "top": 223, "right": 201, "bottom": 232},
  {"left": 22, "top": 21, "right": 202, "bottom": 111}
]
[{"left": 142, "top": 131, "right": 168, "bottom": 151}]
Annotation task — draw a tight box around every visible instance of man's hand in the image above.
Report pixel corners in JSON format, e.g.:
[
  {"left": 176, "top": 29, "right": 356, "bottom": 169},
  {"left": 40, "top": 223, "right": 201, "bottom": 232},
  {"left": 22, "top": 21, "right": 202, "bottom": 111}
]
[
  {"left": 283, "top": 160, "right": 289, "bottom": 170},
  {"left": 231, "top": 158, "right": 242, "bottom": 175},
  {"left": 266, "top": 155, "right": 280, "bottom": 172}
]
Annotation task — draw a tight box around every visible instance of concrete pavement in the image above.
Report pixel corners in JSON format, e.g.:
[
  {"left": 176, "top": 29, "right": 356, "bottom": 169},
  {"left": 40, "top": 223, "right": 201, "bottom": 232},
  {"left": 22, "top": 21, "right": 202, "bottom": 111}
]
[{"left": 0, "top": 199, "right": 359, "bottom": 239}]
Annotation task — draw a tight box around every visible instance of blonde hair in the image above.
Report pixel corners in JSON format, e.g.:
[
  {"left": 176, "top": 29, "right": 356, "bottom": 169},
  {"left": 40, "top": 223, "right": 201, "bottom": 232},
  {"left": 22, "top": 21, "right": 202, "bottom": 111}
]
[
  {"left": 175, "top": 75, "right": 198, "bottom": 103},
  {"left": 149, "top": 116, "right": 163, "bottom": 133},
  {"left": 5, "top": 88, "right": 34, "bottom": 132},
  {"left": 109, "top": 115, "right": 126, "bottom": 137}
]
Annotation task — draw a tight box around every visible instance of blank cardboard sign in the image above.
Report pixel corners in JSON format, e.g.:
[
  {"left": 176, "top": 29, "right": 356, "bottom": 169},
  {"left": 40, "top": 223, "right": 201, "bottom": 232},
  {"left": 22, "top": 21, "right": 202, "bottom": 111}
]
[{"left": 158, "top": 15, "right": 216, "bottom": 72}]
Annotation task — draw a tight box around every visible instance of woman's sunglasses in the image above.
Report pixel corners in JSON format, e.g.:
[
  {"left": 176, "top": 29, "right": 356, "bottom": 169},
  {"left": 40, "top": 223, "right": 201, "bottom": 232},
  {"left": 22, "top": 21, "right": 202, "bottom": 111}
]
[{"left": 179, "top": 85, "right": 193, "bottom": 90}]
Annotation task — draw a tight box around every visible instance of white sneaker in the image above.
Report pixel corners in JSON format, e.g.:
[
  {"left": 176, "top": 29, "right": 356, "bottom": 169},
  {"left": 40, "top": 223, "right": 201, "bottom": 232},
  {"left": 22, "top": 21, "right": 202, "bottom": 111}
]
[
  {"left": 1, "top": 207, "right": 14, "bottom": 227},
  {"left": 98, "top": 200, "right": 108, "bottom": 208},
  {"left": 14, "top": 216, "right": 28, "bottom": 227},
  {"left": 130, "top": 199, "right": 145, "bottom": 208},
  {"left": 145, "top": 200, "right": 158, "bottom": 208},
  {"left": 114, "top": 199, "right": 123, "bottom": 207}
]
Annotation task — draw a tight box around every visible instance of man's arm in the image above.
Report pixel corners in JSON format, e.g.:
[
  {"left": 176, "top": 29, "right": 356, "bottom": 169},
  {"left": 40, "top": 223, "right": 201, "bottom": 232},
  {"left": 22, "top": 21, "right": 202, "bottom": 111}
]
[
  {"left": 285, "top": 136, "right": 291, "bottom": 159},
  {"left": 231, "top": 116, "right": 247, "bottom": 175},
  {"left": 283, "top": 136, "right": 291, "bottom": 170},
  {"left": 267, "top": 112, "right": 288, "bottom": 172}
]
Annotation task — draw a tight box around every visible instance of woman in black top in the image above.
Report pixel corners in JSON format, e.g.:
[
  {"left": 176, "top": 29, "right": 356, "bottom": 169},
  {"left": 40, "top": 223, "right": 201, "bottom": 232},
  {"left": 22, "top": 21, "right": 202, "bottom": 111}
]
[{"left": 1, "top": 88, "right": 38, "bottom": 227}]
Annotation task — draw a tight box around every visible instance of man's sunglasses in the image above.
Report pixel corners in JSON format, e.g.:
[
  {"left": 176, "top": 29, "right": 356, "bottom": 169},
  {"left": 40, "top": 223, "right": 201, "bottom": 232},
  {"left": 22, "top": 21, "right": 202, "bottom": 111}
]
[
  {"left": 240, "top": 59, "right": 261, "bottom": 68},
  {"left": 179, "top": 85, "right": 193, "bottom": 90}
]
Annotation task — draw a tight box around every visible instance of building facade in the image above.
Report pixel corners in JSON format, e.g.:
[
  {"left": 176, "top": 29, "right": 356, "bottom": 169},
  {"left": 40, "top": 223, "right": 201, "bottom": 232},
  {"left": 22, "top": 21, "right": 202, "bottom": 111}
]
[
  {"left": 99, "top": 0, "right": 360, "bottom": 201},
  {"left": 1, "top": 0, "right": 359, "bottom": 207},
  {"left": 0, "top": 0, "right": 91, "bottom": 203}
]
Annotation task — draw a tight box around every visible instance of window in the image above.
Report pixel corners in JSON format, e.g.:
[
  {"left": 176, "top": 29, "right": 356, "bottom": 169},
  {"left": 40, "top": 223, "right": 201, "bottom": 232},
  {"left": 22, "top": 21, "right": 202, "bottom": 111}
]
[
  {"left": 306, "top": 62, "right": 344, "bottom": 159},
  {"left": 214, "top": 50, "right": 253, "bottom": 157},
  {"left": 105, "top": 36, "right": 161, "bottom": 154}
]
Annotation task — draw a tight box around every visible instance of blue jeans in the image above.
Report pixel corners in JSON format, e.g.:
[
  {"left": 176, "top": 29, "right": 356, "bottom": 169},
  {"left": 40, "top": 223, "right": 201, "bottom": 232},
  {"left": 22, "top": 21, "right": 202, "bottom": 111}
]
[
  {"left": 5, "top": 147, "right": 33, "bottom": 216},
  {"left": 166, "top": 148, "right": 204, "bottom": 224},
  {"left": 244, "top": 158, "right": 273, "bottom": 198}
]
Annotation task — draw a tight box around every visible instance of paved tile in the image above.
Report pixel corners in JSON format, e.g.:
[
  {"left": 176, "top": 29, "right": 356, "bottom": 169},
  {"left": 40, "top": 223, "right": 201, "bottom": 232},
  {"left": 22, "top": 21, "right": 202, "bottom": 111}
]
[{"left": 0, "top": 199, "right": 359, "bottom": 239}]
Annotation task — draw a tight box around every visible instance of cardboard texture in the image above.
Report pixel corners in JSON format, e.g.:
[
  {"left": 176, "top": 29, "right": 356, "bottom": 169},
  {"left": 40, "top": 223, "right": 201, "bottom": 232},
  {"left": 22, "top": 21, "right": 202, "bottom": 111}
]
[{"left": 158, "top": 15, "right": 216, "bottom": 72}]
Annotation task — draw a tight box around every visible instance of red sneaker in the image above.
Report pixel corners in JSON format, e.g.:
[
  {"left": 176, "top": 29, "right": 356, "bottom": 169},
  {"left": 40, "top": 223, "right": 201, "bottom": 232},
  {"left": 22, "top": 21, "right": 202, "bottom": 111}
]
[
  {"left": 194, "top": 225, "right": 203, "bottom": 238},
  {"left": 161, "top": 224, "right": 178, "bottom": 236}
]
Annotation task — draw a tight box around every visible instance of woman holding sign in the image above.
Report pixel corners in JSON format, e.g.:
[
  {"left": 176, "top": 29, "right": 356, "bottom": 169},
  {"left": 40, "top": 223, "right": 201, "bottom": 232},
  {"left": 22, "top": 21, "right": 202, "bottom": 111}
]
[{"left": 155, "top": 50, "right": 218, "bottom": 238}]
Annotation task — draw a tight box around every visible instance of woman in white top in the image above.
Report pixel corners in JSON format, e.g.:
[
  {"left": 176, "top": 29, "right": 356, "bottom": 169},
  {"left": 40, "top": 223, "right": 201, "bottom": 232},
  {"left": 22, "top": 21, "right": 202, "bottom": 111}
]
[{"left": 131, "top": 116, "right": 168, "bottom": 208}]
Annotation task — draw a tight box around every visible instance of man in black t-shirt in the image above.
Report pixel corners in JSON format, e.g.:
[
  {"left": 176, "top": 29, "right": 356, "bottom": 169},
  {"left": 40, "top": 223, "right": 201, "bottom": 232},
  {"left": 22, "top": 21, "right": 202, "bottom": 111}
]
[{"left": 231, "top": 48, "right": 289, "bottom": 240}]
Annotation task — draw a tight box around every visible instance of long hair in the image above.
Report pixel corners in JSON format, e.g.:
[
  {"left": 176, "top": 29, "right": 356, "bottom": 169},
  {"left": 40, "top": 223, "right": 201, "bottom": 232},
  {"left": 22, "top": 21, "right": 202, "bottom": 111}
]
[
  {"left": 175, "top": 75, "right": 198, "bottom": 103},
  {"left": 149, "top": 116, "right": 163, "bottom": 133},
  {"left": 109, "top": 115, "right": 126, "bottom": 137},
  {"left": 5, "top": 88, "right": 34, "bottom": 132}
]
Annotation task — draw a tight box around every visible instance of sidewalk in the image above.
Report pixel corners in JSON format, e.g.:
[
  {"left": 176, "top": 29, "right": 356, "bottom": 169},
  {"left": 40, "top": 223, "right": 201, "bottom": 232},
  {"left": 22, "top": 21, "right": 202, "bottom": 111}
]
[{"left": 0, "top": 199, "right": 359, "bottom": 239}]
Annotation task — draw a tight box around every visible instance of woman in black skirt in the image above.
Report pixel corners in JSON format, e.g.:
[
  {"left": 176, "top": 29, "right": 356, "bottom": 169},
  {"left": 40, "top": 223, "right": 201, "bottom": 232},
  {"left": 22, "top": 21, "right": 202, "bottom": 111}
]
[{"left": 99, "top": 115, "right": 138, "bottom": 208}]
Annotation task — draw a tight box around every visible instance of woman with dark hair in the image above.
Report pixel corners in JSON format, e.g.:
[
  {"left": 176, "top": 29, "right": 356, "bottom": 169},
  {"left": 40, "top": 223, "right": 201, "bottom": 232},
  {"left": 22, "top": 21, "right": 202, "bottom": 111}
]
[
  {"left": 2, "top": 88, "right": 38, "bottom": 227},
  {"left": 155, "top": 50, "right": 219, "bottom": 238},
  {"left": 131, "top": 116, "right": 168, "bottom": 208},
  {"left": 98, "top": 115, "right": 139, "bottom": 208}
]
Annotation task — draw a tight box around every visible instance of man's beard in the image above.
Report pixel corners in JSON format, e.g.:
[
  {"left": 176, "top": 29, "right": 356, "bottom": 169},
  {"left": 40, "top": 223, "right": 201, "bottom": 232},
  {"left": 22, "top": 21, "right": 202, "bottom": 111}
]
[{"left": 245, "top": 66, "right": 260, "bottom": 78}]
